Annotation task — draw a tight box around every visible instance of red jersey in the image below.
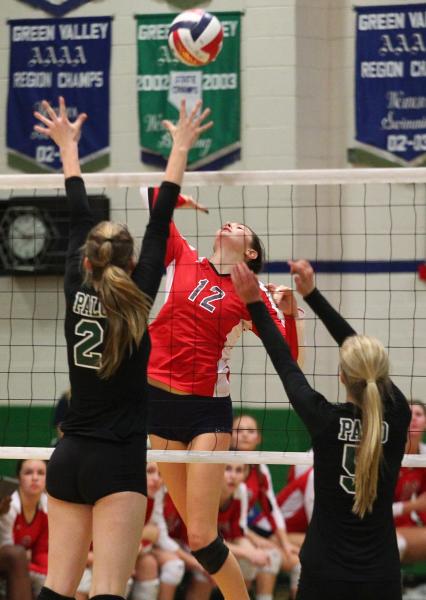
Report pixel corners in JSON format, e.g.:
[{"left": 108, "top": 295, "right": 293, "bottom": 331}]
[
  {"left": 218, "top": 483, "right": 248, "bottom": 542},
  {"left": 164, "top": 484, "right": 248, "bottom": 544},
  {"left": 0, "top": 491, "right": 48, "bottom": 574},
  {"left": 144, "top": 487, "right": 179, "bottom": 552},
  {"left": 245, "top": 464, "right": 285, "bottom": 532},
  {"left": 144, "top": 497, "right": 154, "bottom": 525},
  {"left": 394, "top": 465, "right": 426, "bottom": 527},
  {"left": 254, "top": 468, "right": 314, "bottom": 534},
  {"left": 143, "top": 188, "right": 298, "bottom": 397}
]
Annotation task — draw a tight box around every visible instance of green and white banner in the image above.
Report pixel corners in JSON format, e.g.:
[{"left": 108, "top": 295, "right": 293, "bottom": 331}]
[{"left": 136, "top": 12, "right": 241, "bottom": 170}]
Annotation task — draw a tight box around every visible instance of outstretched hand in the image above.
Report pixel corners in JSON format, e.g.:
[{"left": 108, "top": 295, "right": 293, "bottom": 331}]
[
  {"left": 288, "top": 259, "right": 315, "bottom": 297},
  {"left": 162, "top": 99, "right": 213, "bottom": 152},
  {"left": 231, "top": 262, "right": 261, "bottom": 304},
  {"left": 34, "top": 96, "right": 87, "bottom": 149},
  {"left": 178, "top": 193, "right": 209, "bottom": 214},
  {"left": 266, "top": 283, "right": 298, "bottom": 317}
]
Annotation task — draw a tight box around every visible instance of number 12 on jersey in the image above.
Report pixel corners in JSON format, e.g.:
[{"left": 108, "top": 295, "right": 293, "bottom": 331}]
[{"left": 188, "top": 279, "right": 225, "bottom": 314}]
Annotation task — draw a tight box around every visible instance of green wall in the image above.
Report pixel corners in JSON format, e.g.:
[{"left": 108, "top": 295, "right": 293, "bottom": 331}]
[
  {"left": 0, "top": 405, "right": 56, "bottom": 478},
  {"left": 0, "top": 406, "right": 310, "bottom": 490},
  {"left": 235, "top": 407, "right": 311, "bottom": 490}
]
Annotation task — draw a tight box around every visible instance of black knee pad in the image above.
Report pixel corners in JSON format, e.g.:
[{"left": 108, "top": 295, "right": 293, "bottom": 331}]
[
  {"left": 37, "top": 587, "right": 75, "bottom": 600},
  {"left": 192, "top": 535, "right": 229, "bottom": 574}
]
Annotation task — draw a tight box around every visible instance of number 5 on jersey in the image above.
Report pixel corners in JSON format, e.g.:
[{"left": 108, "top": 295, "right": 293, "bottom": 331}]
[
  {"left": 74, "top": 319, "right": 104, "bottom": 369},
  {"left": 340, "top": 444, "right": 357, "bottom": 495}
]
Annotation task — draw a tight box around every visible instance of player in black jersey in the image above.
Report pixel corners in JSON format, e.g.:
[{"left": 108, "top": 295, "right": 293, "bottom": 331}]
[
  {"left": 231, "top": 260, "right": 410, "bottom": 600},
  {"left": 32, "top": 97, "right": 212, "bottom": 600}
]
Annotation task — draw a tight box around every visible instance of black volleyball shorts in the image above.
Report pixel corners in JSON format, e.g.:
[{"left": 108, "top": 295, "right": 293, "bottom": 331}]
[
  {"left": 147, "top": 384, "right": 233, "bottom": 444},
  {"left": 47, "top": 434, "right": 147, "bottom": 505}
]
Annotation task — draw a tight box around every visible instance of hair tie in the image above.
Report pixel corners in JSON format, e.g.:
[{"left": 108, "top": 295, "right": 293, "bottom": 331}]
[
  {"left": 366, "top": 378, "right": 375, "bottom": 385},
  {"left": 102, "top": 237, "right": 114, "bottom": 243}
]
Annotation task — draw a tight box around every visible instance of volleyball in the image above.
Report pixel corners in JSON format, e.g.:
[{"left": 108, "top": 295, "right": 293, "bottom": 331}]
[{"left": 168, "top": 9, "right": 224, "bottom": 67}]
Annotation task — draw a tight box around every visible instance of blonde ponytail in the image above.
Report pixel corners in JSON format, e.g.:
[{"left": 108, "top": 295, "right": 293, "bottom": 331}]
[
  {"left": 83, "top": 221, "right": 152, "bottom": 379},
  {"left": 340, "top": 336, "right": 390, "bottom": 518}
]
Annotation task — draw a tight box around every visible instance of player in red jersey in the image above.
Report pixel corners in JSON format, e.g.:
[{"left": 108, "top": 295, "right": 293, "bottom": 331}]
[
  {"left": 144, "top": 186, "right": 299, "bottom": 600},
  {"left": 393, "top": 401, "right": 426, "bottom": 563},
  {"left": 0, "top": 460, "right": 48, "bottom": 598}
]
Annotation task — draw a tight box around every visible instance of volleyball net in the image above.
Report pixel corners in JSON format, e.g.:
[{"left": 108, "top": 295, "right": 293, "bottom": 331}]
[{"left": 0, "top": 168, "right": 425, "bottom": 469}]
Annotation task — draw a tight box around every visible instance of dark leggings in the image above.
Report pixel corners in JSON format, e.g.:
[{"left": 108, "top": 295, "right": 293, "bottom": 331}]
[{"left": 296, "top": 574, "right": 402, "bottom": 600}]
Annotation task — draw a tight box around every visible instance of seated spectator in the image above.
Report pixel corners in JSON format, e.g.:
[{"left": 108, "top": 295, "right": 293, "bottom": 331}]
[
  {"left": 0, "top": 460, "right": 48, "bottom": 598},
  {"left": 218, "top": 463, "right": 282, "bottom": 600},
  {"left": 254, "top": 467, "right": 314, "bottom": 539},
  {"left": 130, "top": 462, "right": 185, "bottom": 600},
  {"left": 253, "top": 468, "right": 315, "bottom": 599},
  {"left": 232, "top": 414, "right": 299, "bottom": 598},
  {"left": 163, "top": 492, "right": 212, "bottom": 600},
  {"left": 394, "top": 400, "right": 426, "bottom": 563}
]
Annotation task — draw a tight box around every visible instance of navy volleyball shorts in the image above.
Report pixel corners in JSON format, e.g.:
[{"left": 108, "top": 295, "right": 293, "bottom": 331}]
[
  {"left": 147, "top": 384, "right": 233, "bottom": 444},
  {"left": 47, "top": 434, "right": 147, "bottom": 505}
]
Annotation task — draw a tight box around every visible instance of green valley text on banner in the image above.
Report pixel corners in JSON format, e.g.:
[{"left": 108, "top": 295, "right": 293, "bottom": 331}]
[
  {"left": 349, "top": 4, "right": 426, "bottom": 167},
  {"left": 136, "top": 13, "right": 241, "bottom": 170},
  {"left": 7, "top": 17, "right": 112, "bottom": 173}
]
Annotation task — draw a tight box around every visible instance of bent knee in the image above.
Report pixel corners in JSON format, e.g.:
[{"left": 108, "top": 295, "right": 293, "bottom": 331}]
[
  {"left": 191, "top": 536, "right": 229, "bottom": 575},
  {"left": 187, "top": 530, "right": 217, "bottom": 551}
]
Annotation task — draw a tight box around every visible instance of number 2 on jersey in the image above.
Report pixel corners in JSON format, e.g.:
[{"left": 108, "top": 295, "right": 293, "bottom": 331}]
[
  {"left": 74, "top": 319, "right": 104, "bottom": 369},
  {"left": 188, "top": 279, "right": 225, "bottom": 313}
]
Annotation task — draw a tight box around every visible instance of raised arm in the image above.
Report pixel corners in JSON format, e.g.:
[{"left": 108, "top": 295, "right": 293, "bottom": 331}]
[
  {"left": 231, "top": 263, "right": 332, "bottom": 438},
  {"left": 289, "top": 260, "right": 356, "bottom": 346},
  {"left": 132, "top": 99, "right": 213, "bottom": 300},
  {"left": 34, "top": 97, "right": 93, "bottom": 296}
]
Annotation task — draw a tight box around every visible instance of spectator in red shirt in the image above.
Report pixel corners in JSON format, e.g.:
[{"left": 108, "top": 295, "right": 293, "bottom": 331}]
[
  {"left": 394, "top": 401, "right": 426, "bottom": 562},
  {"left": 0, "top": 460, "right": 48, "bottom": 598}
]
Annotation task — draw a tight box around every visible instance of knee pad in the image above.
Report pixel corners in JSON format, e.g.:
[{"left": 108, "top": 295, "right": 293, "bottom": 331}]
[
  {"left": 192, "top": 568, "right": 209, "bottom": 583},
  {"left": 130, "top": 579, "right": 159, "bottom": 600},
  {"left": 192, "top": 536, "right": 229, "bottom": 575},
  {"left": 259, "top": 548, "right": 282, "bottom": 575},
  {"left": 160, "top": 558, "right": 185, "bottom": 586},
  {"left": 37, "top": 587, "right": 75, "bottom": 600},
  {"left": 290, "top": 562, "right": 301, "bottom": 591},
  {"left": 238, "top": 557, "right": 258, "bottom": 582}
]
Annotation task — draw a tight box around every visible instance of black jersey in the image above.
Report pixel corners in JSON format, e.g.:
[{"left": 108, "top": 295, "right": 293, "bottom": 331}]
[
  {"left": 247, "top": 289, "right": 410, "bottom": 582},
  {"left": 61, "top": 176, "right": 179, "bottom": 441}
]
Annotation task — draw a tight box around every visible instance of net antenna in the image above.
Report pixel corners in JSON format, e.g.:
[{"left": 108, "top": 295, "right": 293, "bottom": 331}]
[{"left": 0, "top": 168, "right": 425, "bottom": 467}]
